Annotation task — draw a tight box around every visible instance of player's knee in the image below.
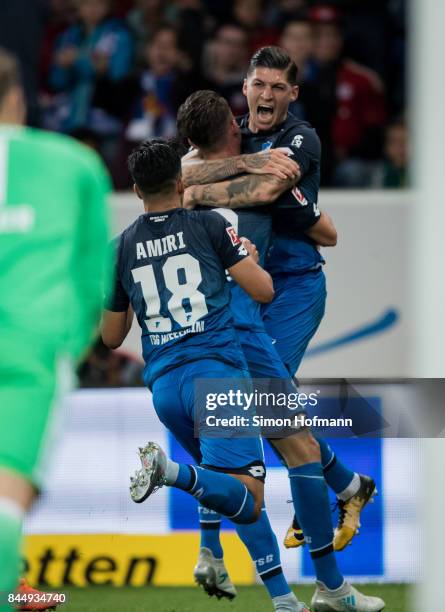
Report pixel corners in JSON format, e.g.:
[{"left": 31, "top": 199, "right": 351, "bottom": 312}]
[
  {"left": 241, "top": 478, "right": 264, "bottom": 523},
  {"left": 248, "top": 481, "right": 264, "bottom": 521},
  {"left": 236, "top": 496, "right": 262, "bottom": 524}
]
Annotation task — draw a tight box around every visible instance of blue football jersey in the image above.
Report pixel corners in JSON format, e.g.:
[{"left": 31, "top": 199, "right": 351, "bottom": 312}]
[
  {"left": 110, "top": 208, "right": 249, "bottom": 387},
  {"left": 239, "top": 112, "right": 324, "bottom": 275},
  {"left": 207, "top": 207, "right": 272, "bottom": 332}
]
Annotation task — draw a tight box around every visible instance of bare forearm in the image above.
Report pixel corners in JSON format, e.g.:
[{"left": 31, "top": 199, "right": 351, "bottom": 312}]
[
  {"left": 182, "top": 156, "right": 246, "bottom": 187},
  {"left": 305, "top": 212, "right": 337, "bottom": 246},
  {"left": 181, "top": 149, "right": 297, "bottom": 187},
  {"left": 186, "top": 174, "right": 294, "bottom": 209}
]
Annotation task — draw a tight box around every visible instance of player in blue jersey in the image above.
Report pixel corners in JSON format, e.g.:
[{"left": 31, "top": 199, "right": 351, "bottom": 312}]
[
  {"left": 178, "top": 91, "right": 384, "bottom": 612},
  {"left": 102, "top": 139, "right": 311, "bottom": 612},
  {"left": 180, "top": 59, "right": 376, "bottom": 557}
]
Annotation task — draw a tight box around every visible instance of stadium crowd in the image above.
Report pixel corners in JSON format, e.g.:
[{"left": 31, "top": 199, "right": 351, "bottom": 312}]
[{"left": 0, "top": 0, "right": 407, "bottom": 189}]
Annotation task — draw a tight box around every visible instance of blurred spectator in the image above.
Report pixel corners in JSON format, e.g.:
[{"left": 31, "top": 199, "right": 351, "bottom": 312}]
[
  {"left": 266, "top": 0, "right": 309, "bottom": 29},
  {"left": 113, "top": 24, "right": 199, "bottom": 188},
  {"left": 45, "top": 0, "right": 133, "bottom": 168},
  {"left": 368, "top": 120, "right": 408, "bottom": 188},
  {"left": 233, "top": 0, "right": 279, "bottom": 55},
  {"left": 202, "top": 23, "right": 249, "bottom": 116},
  {"left": 126, "top": 0, "right": 172, "bottom": 66},
  {"left": 125, "top": 26, "right": 182, "bottom": 143},
  {"left": 279, "top": 17, "right": 314, "bottom": 120},
  {"left": 173, "top": 0, "right": 209, "bottom": 71},
  {"left": 31, "top": 0, "right": 406, "bottom": 189},
  {"left": 280, "top": 18, "right": 313, "bottom": 77},
  {"left": 0, "top": 0, "right": 48, "bottom": 126},
  {"left": 302, "top": 6, "right": 386, "bottom": 185},
  {"left": 40, "top": 0, "right": 78, "bottom": 94}
]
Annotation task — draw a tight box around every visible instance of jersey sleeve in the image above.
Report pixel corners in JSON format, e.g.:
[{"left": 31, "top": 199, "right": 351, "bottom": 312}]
[
  {"left": 202, "top": 211, "right": 249, "bottom": 269},
  {"left": 273, "top": 125, "right": 322, "bottom": 233},
  {"left": 275, "top": 185, "right": 321, "bottom": 231},
  {"left": 107, "top": 236, "right": 130, "bottom": 312},
  {"left": 281, "top": 125, "right": 321, "bottom": 178}
]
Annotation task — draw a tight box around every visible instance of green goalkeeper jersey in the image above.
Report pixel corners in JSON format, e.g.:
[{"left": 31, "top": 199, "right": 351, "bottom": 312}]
[{"left": 0, "top": 126, "right": 111, "bottom": 362}]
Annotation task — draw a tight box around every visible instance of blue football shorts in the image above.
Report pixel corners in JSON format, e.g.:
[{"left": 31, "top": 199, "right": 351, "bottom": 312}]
[
  {"left": 151, "top": 359, "right": 264, "bottom": 472},
  {"left": 261, "top": 269, "right": 326, "bottom": 376}
]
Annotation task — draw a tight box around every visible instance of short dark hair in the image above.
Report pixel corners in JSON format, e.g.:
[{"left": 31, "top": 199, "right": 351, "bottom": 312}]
[
  {"left": 0, "top": 47, "right": 21, "bottom": 108},
  {"left": 127, "top": 139, "right": 181, "bottom": 196},
  {"left": 177, "top": 90, "right": 232, "bottom": 152},
  {"left": 247, "top": 46, "right": 298, "bottom": 85}
]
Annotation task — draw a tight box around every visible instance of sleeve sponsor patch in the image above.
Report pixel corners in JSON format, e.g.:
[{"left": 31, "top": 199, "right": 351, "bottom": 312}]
[
  {"left": 291, "top": 187, "right": 308, "bottom": 206},
  {"left": 226, "top": 225, "right": 241, "bottom": 246},
  {"left": 291, "top": 134, "right": 304, "bottom": 148}
]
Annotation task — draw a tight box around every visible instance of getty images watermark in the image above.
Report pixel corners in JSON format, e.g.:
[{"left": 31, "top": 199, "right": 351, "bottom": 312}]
[
  {"left": 194, "top": 379, "right": 355, "bottom": 439},
  {"left": 205, "top": 389, "right": 352, "bottom": 429}
]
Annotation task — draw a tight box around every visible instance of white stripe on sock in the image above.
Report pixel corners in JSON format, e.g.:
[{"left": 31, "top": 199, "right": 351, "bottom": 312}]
[
  {"left": 189, "top": 465, "right": 198, "bottom": 492},
  {"left": 309, "top": 540, "right": 334, "bottom": 553},
  {"left": 258, "top": 563, "right": 282, "bottom": 576},
  {"left": 289, "top": 474, "right": 324, "bottom": 479},
  {"left": 338, "top": 473, "right": 360, "bottom": 501}
]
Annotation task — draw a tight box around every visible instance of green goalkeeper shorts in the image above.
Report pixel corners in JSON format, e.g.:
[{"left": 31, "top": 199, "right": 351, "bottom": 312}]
[{"left": 0, "top": 341, "right": 73, "bottom": 490}]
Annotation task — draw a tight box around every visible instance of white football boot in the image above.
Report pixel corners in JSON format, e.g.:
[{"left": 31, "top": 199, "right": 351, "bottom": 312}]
[
  {"left": 311, "top": 581, "right": 385, "bottom": 612},
  {"left": 273, "top": 591, "right": 311, "bottom": 611},
  {"left": 194, "top": 547, "right": 237, "bottom": 600},
  {"left": 129, "top": 442, "right": 167, "bottom": 503}
]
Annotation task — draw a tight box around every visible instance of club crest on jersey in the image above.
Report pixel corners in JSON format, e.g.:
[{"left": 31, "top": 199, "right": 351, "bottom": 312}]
[
  {"left": 226, "top": 225, "right": 241, "bottom": 246},
  {"left": 261, "top": 141, "right": 273, "bottom": 150},
  {"left": 291, "top": 186, "right": 308, "bottom": 206},
  {"left": 291, "top": 134, "right": 304, "bottom": 148}
]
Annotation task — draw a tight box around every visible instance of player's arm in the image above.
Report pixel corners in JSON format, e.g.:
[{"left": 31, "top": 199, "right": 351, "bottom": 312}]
[
  {"left": 203, "top": 212, "right": 274, "bottom": 303},
  {"left": 102, "top": 306, "right": 134, "bottom": 349},
  {"left": 184, "top": 172, "right": 299, "bottom": 209},
  {"left": 305, "top": 211, "right": 337, "bottom": 246},
  {"left": 228, "top": 239, "right": 274, "bottom": 303},
  {"left": 271, "top": 129, "right": 337, "bottom": 244},
  {"left": 181, "top": 148, "right": 299, "bottom": 187},
  {"left": 101, "top": 237, "right": 133, "bottom": 349}
]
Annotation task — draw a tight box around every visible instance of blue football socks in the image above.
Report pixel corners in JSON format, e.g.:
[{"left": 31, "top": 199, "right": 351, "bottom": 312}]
[
  {"left": 316, "top": 437, "right": 358, "bottom": 498},
  {"left": 288, "top": 462, "right": 343, "bottom": 590},
  {"left": 237, "top": 507, "right": 291, "bottom": 598},
  {"left": 168, "top": 462, "right": 256, "bottom": 524},
  {"left": 198, "top": 506, "right": 223, "bottom": 559}
]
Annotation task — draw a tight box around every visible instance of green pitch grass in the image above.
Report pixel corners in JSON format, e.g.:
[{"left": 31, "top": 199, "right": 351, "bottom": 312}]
[{"left": 58, "top": 584, "right": 410, "bottom": 611}]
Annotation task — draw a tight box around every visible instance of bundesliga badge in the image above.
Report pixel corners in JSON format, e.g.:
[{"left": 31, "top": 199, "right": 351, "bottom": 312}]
[
  {"left": 226, "top": 226, "right": 241, "bottom": 245},
  {"left": 291, "top": 186, "right": 308, "bottom": 206}
]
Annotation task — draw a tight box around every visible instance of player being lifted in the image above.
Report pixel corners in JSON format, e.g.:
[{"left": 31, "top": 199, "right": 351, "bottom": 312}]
[
  {"left": 0, "top": 49, "right": 111, "bottom": 611},
  {"left": 102, "top": 139, "right": 313, "bottom": 612},
  {"left": 178, "top": 64, "right": 380, "bottom": 612}
]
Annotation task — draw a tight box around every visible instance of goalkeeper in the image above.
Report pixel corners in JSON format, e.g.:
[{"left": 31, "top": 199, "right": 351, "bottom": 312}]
[{"left": 0, "top": 48, "right": 110, "bottom": 610}]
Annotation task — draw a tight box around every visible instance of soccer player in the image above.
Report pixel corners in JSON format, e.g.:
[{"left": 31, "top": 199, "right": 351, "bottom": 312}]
[
  {"left": 102, "top": 139, "right": 310, "bottom": 612},
  {"left": 178, "top": 86, "right": 383, "bottom": 612},
  {"left": 0, "top": 48, "right": 111, "bottom": 611}
]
